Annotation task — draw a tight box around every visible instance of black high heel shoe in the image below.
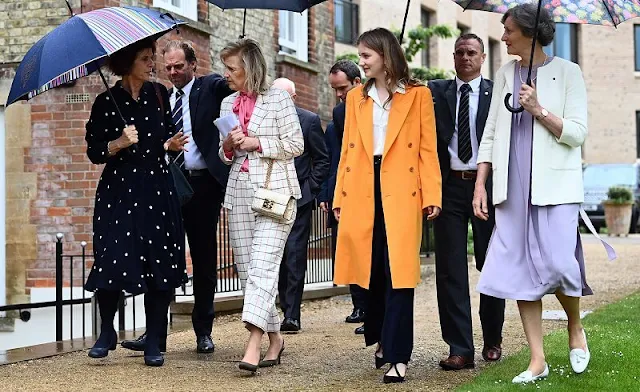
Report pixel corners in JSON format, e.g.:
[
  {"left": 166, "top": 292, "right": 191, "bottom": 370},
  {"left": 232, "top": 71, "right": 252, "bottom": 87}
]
[
  {"left": 239, "top": 361, "right": 259, "bottom": 373},
  {"left": 88, "top": 330, "right": 118, "bottom": 358},
  {"left": 258, "top": 340, "right": 285, "bottom": 367},
  {"left": 375, "top": 353, "right": 386, "bottom": 369},
  {"left": 383, "top": 363, "right": 406, "bottom": 384}
]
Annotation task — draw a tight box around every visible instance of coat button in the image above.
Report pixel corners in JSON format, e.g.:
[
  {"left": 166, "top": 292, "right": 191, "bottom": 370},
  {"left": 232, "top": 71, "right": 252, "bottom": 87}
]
[
  {"left": 349, "top": 143, "right": 355, "bottom": 148},
  {"left": 408, "top": 143, "right": 413, "bottom": 148},
  {"left": 412, "top": 191, "right": 417, "bottom": 196},
  {"left": 409, "top": 167, "right": 414, "bottom": 172},
  {"left": 342, "top": 191, "right": 347, "bottom": 196},
  {"left": 346, "top": 167, "right": 351, "bottom": 172}
]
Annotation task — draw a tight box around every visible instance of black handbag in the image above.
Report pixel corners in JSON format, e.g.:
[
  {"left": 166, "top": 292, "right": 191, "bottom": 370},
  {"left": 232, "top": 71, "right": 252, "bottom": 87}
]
[
  {"left": 169, "top": 152, "right": 194, "bottom": 206},
  {"left": 153, "top": 83, "right": 194, "bottom": 206}
]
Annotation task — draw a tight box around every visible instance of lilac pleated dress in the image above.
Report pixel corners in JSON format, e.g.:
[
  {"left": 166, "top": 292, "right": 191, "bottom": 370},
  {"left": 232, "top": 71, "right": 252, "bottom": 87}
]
[{"left": 477, "top": 58, "right": 593, "bottom": 301}]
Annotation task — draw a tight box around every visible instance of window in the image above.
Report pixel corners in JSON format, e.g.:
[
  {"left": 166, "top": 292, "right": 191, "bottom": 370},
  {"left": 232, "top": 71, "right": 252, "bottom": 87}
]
[
  {"left": 488, "top": 39, "right": 500, "bottom": 79},
  {"left": 635, "top": 25, "right": 640, "bottom": 71},
  {"left": 153, "top": 0, "right": 197, "bottom": 21},
  {"left": 544, "top": 23, "right": 578, "bottom": 63},
  {"left": 457, "top": 24, "right": 470, "bottom": 35},
  {"left": 279, "top": 10, "right": 309, "bottom": 62},
  {"left": 335, "top": 0, "right": 359, "bottom": 45},
  {"left": 421, "top": 9, "right": 433, "bottom": 68}
]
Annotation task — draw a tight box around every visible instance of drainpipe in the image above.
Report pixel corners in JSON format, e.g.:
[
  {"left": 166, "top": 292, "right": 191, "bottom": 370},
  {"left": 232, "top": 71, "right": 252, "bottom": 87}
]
[{"left": 0, "top": 109, "right": 6, "bottom": 313}]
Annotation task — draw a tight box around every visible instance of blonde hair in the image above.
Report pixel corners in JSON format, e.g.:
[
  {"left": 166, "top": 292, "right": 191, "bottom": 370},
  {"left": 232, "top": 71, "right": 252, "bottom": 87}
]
[{"left": 220, "top": 39, "right": 269, "bottom": 95}]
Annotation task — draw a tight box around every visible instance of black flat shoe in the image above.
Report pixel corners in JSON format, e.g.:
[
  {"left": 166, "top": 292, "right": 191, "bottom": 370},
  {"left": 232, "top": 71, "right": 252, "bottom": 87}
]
[
  {"left": 345, "top": 308, "right": 365, "bottom": 323},
  {"left": 239, "top": 361, "right": 259, "bottom": 373},
  {"left": 121, "top": 332, "right": 167, "bottom": 353},
  {"left": 88, "top": 331, "right": 117, "bottom": 359},
  {"left": 280, "top": 318, "right": 300, "bottom": 333},
  {"left": 383, "top": 363, "right": 406, "bottom": 384},
  {"left": 196, "top": 335, "right": 215, "bottom": 353},
  {"left": 258, "top": 340, "right": 285, "bottom": 367},
  {"left": 144, "top": 354, "right": 165, "bottom": 367},
  {"left": 375, "top": 354, "right": 386, "bottom": 369},
  {"left": 355, "top": 325, "right": 365, "bottom": 334}
]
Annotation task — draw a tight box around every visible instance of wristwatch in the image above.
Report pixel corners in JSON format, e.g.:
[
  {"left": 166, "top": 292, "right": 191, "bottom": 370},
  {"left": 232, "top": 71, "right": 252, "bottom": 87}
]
[{"left": 539, "top": 108, "right": 549, "bottom": 119}]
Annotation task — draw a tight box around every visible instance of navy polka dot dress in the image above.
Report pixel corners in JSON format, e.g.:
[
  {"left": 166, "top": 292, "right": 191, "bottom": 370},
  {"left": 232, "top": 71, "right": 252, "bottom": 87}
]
[{"left": 84, "top": 81, "right": 187, "bottom": 295}]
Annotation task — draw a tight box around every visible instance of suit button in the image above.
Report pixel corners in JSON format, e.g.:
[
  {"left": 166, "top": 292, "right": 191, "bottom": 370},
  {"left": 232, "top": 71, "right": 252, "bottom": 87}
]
[
  {"left": 346, "top": 167, "right": 351, "bottom": 172},
  {"left": 412, "top": 191, "right": 417, "bottom": 196},
  {"left": 409, "top": 167, "right": 414, "bottom": 172},
  {"left": 349, "top": 143, "right": 355, "bottom": 148},
  {"left": 408, "top": 143, "right": 413, "bottom": 148},
  {"left": 342, "top": 191, "right": 347, "bottom": 196}
]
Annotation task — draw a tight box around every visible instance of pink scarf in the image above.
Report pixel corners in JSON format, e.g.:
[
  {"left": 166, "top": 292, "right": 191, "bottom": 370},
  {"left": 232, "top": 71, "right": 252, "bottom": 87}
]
[
  {"left": 232, "top": 91, "right": 257, "bottom": 136},
  {"left": 232, "top": 92, "right": 257, "bottom": 172}
]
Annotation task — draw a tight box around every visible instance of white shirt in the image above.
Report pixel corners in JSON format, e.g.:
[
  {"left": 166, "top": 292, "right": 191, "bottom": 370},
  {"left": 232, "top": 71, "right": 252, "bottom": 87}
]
[
  {"left": 449, "top": 76, "right": 481, "bottom": 171},
  {"left": 368, "top": 84, "right": 406, "bottom": 156},
  {"left": 170, "top": 77, "right": 207, "bottom": 170}
]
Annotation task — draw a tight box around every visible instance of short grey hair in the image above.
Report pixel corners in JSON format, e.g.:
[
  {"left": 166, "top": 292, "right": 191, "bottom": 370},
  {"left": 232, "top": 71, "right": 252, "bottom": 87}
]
[
  {"left": 219, "top": 38, "right": 269, "bottom": 95},
  {"left": 502, "top": 4, "right": 555, "bottom": 47}
]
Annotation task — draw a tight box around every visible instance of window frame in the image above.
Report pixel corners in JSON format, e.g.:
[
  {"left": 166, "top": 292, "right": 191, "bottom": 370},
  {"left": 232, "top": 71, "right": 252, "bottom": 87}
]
[
  {"left": 279, "top": 10, "right": 309, "bottom": 62},
  {"left": 544, "top": 23, "right": 578, "bottom": 63},
  {"left": 334, "top": 0, "right": 359, "bottom": 45},
  {"left": 152, "top": 0, "right": 197, "bottom": 21}
]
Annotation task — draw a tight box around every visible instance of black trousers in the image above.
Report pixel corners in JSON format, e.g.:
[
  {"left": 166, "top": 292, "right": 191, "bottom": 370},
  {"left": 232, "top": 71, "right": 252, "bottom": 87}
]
[
  {"left": 363, "top": 157, "right": 414, "bottom": 364},
  {"left": 434, "top": 174, "right": 505, "bottom": 357},
  {"left": 182, "top": 171, "right": 224, "bottom": 337},
  {"left": 278, "top": 201, "right": 314, "bottom": 321}
]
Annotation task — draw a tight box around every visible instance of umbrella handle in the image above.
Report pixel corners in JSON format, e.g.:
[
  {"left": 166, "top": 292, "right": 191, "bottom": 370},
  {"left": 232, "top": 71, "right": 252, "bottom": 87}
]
[{"left": 504, "top": 93, "right": 525, "bottom": 113}]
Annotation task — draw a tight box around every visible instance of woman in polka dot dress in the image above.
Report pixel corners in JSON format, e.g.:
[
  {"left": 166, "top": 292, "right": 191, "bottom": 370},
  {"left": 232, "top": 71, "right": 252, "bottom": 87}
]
[{"left": 83, "top": 38, "right": 188, "bottom": 367}]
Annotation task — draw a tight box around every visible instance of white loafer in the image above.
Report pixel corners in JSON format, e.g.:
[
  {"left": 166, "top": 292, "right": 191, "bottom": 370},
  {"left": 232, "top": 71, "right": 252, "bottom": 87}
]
[
  {"left": 570, "top": 329, "right": 590, "bottom": 374},
  {"left": 512, "top": 363, "right": 549, "bottom": 384}
]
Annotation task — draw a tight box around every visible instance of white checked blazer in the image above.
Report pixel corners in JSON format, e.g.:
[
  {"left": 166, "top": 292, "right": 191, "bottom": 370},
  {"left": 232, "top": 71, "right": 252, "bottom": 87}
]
[{"left": 219, "top": 87, "right": 304, "bottom": 209}]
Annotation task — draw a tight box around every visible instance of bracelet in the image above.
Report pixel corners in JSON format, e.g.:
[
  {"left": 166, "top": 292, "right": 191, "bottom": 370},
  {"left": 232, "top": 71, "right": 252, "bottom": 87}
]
[{"left": 107, "top": 141, "right": 116, "bottom": 156}]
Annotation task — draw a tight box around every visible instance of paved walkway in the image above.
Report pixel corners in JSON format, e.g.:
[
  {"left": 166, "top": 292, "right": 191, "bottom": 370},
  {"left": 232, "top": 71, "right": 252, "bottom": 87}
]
[{"left": 1, "top": 235, "right": 639, "bottom": 391}]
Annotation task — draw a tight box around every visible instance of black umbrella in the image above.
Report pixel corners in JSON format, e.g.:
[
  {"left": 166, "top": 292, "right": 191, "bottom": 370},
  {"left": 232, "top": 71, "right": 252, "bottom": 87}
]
[{"left": 206, "top": 0, "right": 328, "bottom": 38}]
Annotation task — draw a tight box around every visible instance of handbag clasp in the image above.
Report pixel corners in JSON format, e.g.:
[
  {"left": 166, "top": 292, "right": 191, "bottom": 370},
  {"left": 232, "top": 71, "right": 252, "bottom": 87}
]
[{"left": 262, "top": 199, "right": 274, "bottom": 210}]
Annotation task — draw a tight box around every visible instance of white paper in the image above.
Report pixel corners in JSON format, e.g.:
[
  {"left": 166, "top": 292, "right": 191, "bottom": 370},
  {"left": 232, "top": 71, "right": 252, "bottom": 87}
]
[{"left": 214, "top": 114, "right": 239, "bottom": 138}]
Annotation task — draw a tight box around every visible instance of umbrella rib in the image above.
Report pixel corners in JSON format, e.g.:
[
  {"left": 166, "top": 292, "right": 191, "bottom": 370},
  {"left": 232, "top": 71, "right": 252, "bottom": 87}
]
[{"left": 599, "top": 0, "right": 618, "bottom": 27}]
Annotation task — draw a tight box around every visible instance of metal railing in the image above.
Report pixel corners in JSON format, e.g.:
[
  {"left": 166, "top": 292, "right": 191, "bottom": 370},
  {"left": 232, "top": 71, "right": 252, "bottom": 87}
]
[{"left": 335, "top": 0, "right": 359, "bottom": 45}]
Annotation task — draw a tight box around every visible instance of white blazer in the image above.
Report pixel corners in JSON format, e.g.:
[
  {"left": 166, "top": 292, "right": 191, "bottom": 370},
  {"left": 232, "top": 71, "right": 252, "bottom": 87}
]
[
  {"left": 218, "top": 88, "right": 304, "bottom": 209},
  {"left": 477, "top": 57, "right": 588, "bottom": 206}
]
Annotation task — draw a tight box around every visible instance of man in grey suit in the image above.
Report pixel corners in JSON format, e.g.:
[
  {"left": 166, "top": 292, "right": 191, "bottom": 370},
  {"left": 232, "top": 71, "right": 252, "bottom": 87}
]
[
  {"left": 428, "top": 34, "right": 505, "bottom": 370},
  {"left": 272, "top": 78, "right": 330, "bottom": 333}
]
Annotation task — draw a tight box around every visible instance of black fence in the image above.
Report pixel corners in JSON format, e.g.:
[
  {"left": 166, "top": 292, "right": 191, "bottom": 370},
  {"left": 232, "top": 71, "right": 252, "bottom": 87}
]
[{"left": 0, "top": 206, "right": 433, "bottom": 347}]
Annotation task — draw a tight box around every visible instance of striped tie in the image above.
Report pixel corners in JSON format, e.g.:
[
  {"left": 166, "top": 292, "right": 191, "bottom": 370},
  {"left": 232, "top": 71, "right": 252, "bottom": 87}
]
[
  {"left": 172, "top": 89, "right": 185, "bottom": 167},
  {"left": 457, "top": 83, "right": 472, "bottom": 164}
]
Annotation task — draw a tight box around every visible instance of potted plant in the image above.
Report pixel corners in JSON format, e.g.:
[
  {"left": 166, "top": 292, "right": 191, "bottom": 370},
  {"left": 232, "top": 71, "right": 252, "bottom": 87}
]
[{"left": 602, "top": 186, "right": 635, "bottom": 236}]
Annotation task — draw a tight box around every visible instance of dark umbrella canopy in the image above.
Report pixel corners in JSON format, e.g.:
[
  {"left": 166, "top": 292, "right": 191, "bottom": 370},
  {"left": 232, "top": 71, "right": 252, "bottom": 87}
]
[{"left": 207, "top": 0, "right": 327, "bottom": 12}]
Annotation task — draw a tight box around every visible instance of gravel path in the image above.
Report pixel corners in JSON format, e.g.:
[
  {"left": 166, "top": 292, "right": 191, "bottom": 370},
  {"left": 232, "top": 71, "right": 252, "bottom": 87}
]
[{"left": 1, "top": 235, "right": 639, "bottom": 391}]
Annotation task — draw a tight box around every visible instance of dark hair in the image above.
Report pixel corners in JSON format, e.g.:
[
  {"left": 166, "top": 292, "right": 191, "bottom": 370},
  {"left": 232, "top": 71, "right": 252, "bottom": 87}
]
[
  {"left": 163, "top": 40, "right": 197, "bottom": 65},
  {"left": 329, "top": 59, "right": 361, "bottom": 83},
  {"left": 502, "top": 4, "right": 555, "bottom": 46},
  {"left": 107, "top": 38, "right": 156, "bottom": 77},
  {"left": 356, "top": 28, "right": 421, "bottom": 106},
  {"left": 455, "top": 33, "right": 485, "bottom": 53}
]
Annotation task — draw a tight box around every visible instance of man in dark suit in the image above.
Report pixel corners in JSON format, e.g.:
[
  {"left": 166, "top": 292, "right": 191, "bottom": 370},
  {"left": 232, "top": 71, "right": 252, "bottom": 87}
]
[
  {"left": 318, "top": 60, "right": 367, "bottom": 334},
  {"left": 121, "top": 40, "right": 233, "bottom": 354},
  {"left": 272, "top": 78, "right": 330, "bottom": 333},
  {"left": 428, "top": 34, "right": 505, "bottom": 370}
]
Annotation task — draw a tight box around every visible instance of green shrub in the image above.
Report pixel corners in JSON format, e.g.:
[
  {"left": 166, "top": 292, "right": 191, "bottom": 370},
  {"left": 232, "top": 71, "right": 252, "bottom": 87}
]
[{"left": 605, "top": 186, "right": 633, "bottom": 205}]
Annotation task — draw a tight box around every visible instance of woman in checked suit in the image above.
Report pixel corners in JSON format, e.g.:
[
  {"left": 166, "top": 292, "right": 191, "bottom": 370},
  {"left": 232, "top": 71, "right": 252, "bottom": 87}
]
[{"left": 218, "top": 38, "right": 304, "bottom": 373}]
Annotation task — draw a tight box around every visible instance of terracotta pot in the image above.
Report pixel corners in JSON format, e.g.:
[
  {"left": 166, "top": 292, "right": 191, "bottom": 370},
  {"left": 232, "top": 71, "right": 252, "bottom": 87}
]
[{"left": 603, "top": 202, "right": 634, "bottom": 236}]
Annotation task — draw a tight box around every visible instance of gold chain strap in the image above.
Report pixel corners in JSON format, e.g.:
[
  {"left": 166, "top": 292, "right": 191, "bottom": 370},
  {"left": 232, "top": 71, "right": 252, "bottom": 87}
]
[{"left": 262, "top": 140, "right": 293, "bottom": 194}]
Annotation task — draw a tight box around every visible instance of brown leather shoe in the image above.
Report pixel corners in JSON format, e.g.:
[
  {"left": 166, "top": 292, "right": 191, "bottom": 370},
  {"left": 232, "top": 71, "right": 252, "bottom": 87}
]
[
  {"left": 482, "top": 345, "right": 502, "bottom": 361},
  {"left": 439, "top": 355, "right": 475, "bottom": 370}
]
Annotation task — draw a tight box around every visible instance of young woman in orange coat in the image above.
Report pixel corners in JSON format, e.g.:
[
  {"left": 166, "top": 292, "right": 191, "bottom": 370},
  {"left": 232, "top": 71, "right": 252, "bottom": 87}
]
[{"left": 332, "top": 28, "right": 442, "bottom": 383}]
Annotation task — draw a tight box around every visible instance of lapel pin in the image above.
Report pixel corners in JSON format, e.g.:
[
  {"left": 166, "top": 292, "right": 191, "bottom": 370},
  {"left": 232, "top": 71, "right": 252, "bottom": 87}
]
[{"left": 484, "top": 91, "right": 489, "bottom": 95}]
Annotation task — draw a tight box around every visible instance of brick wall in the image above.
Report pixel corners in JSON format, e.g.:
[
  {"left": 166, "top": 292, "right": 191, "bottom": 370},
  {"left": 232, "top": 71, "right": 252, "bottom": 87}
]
[{"left": 1, "top": 0, "right": 335, "bottom": 295}]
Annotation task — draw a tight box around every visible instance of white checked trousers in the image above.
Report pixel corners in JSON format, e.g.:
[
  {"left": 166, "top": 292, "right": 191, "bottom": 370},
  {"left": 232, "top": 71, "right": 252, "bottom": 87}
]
[{"left": 228, "top": 172, "right": 295, "bottom": 332}]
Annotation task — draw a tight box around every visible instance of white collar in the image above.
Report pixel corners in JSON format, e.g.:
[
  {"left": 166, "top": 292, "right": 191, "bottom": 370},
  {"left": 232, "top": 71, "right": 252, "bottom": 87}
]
[
  {"left": 367, "top": 82, "right": 406, "bottom": 108},
  {"left": 175, "top": 77, "right": 196, "bottom": 97},
  {"left": 455, "top": 75, "right": 482, "bottom": 93}
]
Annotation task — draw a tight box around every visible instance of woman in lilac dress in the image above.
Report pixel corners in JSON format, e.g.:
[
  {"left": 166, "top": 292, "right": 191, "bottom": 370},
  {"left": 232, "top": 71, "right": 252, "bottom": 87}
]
[{"left": 472, "top": 5, "right": 591, "bottom": 383}]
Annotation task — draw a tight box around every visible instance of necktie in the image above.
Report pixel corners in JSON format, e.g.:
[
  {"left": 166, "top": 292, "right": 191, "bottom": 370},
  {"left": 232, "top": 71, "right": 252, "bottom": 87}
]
[
  {"left": 457, "top": 83, "right": 472, "bottom": 164},
  {"left": 172, "top": 89, "right": 185, "bottom": 167}
]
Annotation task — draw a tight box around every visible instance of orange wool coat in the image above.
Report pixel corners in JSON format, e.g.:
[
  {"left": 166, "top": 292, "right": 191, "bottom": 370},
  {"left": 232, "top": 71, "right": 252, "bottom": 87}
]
[{"left": 333, "top": 84, "right": 442, "bottom": 289}]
